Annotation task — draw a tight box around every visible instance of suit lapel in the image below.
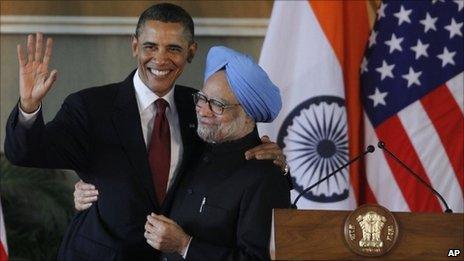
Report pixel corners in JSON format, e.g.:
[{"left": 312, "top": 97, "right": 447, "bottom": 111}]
[
  {"left": 111, "top": 72, "right": 159, "bottom": 210},
  {"left": 162, "top": 86, "right": 203, "bottom": 212}
]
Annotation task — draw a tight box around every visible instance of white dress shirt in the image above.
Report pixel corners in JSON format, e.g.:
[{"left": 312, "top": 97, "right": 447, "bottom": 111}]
[
  {"left": 133, "top": 69, "right": 183, "bottom": 191},
  {"left": 18, "top": 69, "right": 184, "bottom": 191}
]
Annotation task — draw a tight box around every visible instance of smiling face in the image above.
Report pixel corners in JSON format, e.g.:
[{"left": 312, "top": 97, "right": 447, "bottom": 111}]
[
  {"left": 196, "top": 71, "right": 255, "bottom": 143},
  {"left": 132, "top": 20, "right": 197, "bottom": 96}
]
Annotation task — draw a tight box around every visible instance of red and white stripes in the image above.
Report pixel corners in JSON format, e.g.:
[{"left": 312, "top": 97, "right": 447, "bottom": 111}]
[
  {"left": 0, "top": 197, "right": 8, "bottom": 261},
  {"left": 365, "top": 73, "right": 464, "bottom": 212}
]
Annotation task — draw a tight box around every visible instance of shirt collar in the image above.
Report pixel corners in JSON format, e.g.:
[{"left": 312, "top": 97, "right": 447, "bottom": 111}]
[
  {"left": 206, "top": 127, "right": 260, "bottom": 155},
  {"left": 133, "top": 69, "right": 176, "bottom": 112}
]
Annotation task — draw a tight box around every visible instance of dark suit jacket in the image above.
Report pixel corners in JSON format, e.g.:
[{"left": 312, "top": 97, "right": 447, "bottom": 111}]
[
  {"left": 4, "top": 70, "right": 204, "bottom": 260},
  {"left": 165, "top": 129, "right": 291, "bottom": 261}
]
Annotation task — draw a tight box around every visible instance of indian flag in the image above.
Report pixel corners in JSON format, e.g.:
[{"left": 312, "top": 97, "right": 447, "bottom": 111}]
[{"left": 259, "top": 0, "right": 370, "bottom": 210}]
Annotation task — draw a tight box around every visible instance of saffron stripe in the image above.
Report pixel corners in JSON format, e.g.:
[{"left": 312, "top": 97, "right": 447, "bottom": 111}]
[{"left": 309, "top": 0, "right": 369, "bottom": 204}]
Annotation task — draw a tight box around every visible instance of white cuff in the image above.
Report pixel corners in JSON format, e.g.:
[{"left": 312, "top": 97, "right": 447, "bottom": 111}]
[
  {"left": 18, "top": 103, "right": 41, "bottom": 128},
  {"left": 181, "top": 236, "right": 193, "bottom": 259}
]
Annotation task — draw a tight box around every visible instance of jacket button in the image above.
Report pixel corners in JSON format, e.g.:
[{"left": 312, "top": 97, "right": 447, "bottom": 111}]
[
  {"left": 203, "top": 156, "right": 210, "bottom": 163},
  {"left": 162, "top": 257, "right": 168, "bottom": 261},
  {"left": 187, "top": 188, "right": 193, "bottom": 195}
]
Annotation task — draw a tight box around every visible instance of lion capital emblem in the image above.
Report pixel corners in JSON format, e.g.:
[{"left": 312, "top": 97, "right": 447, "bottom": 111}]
[{"left": 356, "top": 211, "right": 387, "bottom": 248}]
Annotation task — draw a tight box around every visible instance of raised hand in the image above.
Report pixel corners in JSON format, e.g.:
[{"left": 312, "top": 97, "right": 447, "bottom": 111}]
[{"left": 17, "top": 33, "right": 58, "bottom": 113}]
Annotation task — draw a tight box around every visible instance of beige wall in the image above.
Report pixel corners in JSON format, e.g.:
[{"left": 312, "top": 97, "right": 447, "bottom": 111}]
[
  {"left": 0, "top": 1, "right": 273, "bottom": 152},
  {"left": 0, "top": 0, "right": 377, "bottom": 22},
  {"left": 0, "top": 34, "right": 264, "bottom": 151},
  {"left": 0, "top": 0, "right": 273, "bottom": 17}
]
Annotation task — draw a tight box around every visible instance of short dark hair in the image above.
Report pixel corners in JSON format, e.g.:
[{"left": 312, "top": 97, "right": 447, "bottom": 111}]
[{"left": 135, "top": 3, "right": 195, "bottom": 43}]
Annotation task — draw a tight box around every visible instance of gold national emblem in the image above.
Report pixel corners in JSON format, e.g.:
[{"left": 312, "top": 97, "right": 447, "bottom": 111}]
[{"left": 344, "top": 204, "right": 399, "bottom": 257}]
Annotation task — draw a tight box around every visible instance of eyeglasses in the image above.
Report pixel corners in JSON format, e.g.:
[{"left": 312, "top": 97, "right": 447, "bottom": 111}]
[{"left": 192, "top": 92, "right": 240, "bottom": 115}]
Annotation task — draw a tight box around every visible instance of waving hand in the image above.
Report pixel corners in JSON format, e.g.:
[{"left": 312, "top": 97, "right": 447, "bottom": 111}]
[{"left": 17, "top": 33, "right": 57, "bottom": 113}]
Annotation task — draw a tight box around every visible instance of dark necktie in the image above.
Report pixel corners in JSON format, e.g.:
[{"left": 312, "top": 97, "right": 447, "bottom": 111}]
[{"left": 148, "top": 99, "right": 171, "bottom": 204}]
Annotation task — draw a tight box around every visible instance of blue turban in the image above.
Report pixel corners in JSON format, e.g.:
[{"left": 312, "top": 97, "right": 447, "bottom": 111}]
[{"left": 204, "top": 46, "right": 282, "bottom": 123}]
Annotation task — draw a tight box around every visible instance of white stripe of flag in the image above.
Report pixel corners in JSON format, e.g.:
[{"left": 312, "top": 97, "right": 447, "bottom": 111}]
[
  {"left": 447, "top": 72, "right": 464, "bottom": 114},
  {"left": 364, "top": 113, "right": 410, "bottom": 212},
  {"left": 398, "top": 100, "right": 464, "bottom": 212}
]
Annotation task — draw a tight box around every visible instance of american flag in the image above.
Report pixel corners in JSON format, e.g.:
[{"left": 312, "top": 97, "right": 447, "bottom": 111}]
[
  {"left": 0, "top": 197, "right": 7, "bottom": 261},
  {"left": 361, "top": 0, "right": 463, "bottom": 212}
]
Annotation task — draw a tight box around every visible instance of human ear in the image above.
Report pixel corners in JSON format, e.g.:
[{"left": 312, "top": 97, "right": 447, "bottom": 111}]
[
  {"left": 131, "top": 35, "right": 139, "bottom": 57},
  {"left": 187, "top": 42, "right": 198, "bottom": 63}
]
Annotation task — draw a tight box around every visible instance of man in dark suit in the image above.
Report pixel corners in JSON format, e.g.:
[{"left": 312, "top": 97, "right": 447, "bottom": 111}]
[
  {"left": 4, "top": 3, "right": 286, "bottom": 260},
  {"left": 143, "top": 46, "right": 290, "bottom": 260}
]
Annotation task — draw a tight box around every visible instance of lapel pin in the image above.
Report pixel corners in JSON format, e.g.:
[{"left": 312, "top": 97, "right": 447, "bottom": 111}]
[{"left": 199, "top": 196, "right": 207, "bottom": 213}]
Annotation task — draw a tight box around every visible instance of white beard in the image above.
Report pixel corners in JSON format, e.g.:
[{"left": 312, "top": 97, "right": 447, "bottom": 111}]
[{"left": 197, "top": 112, "right": 248, "bottom": 143}]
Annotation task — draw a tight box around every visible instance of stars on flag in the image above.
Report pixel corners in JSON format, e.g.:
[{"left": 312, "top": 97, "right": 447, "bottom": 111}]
[
  {"left": 444, "top": 18, "right": 463, "bottom": 39},
  {"left": 384, "top": 33, "right": 404, "bottom": 53},
  {"left": 361, "top": 0, "right": 463, "bottom": 122},
  {"left": 368, "top": 88, "right": 388, "bottom": 107},
  {"left": 431, "top": 0, "right": 445, "bottom": 4},
  {"left": 454, "top": 0, "right": 464, "bottom": 11},
  {"left": 377, "top": 3, "right": 388, "bottom": 20},
  {"left": 419, "top": 13, "right": 438, "bottom": 33},
  {"left": 402, "top": 67, "right": 422, "bottom": 87},
  {"left": 376, "top": 60, "right": 395, "bottom": 80},
  {"left": 361, "top": 57, "right": 369, "bottom": 73},
  {"left": 368, "top": 30, "right": 377, "bottom": 47},
  {"left": 437, "top": 47, "right": 456, "bottom": 67},
  {"left": 393, "top": 5, "right": 412, "bottom": 26},
  {"left": 410, "top": 39, "right": 429, "bottom": 59}
]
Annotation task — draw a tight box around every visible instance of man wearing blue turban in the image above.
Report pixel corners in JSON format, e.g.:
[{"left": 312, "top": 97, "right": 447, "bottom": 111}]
[
  {"left": 204, "top": 46, "right": 282, "bottom": 123},
  {"left": 143, "top": 46, "right": 290, "bottom": 260}
]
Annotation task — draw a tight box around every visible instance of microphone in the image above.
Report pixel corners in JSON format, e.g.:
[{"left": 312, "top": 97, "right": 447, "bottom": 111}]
[
  {"left": 291, "top": 145, "right": 375, "bottom": 208},
  {"left": 377, "top": 141, "right": 452, "bottom": 213}
]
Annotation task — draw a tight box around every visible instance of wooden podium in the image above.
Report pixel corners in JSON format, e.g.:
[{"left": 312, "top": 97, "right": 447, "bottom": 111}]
[{"left": 270, "top": 207, "right": 464, "bottom": 260}]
